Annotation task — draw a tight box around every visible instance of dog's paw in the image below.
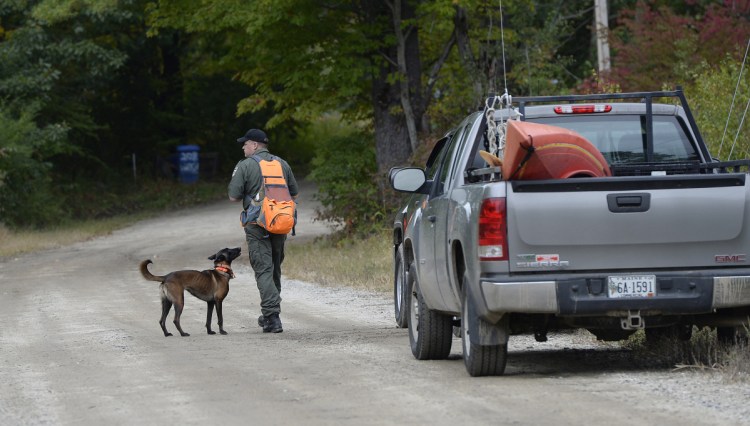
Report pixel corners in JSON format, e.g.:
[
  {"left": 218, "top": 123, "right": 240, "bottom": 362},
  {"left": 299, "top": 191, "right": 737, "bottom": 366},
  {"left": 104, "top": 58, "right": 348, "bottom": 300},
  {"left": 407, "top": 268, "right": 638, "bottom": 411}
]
[
  {"left": 207, "top": 330, "right": 216, "bottom": 335},
  {"left": 220, "top": 330, "right": 228, "bottom": 335},
  {"left": 165, "top": 333, "right": 173, "bottom": 337},
  {"left": 180, "top": 332, "right": 190, "bottom": 337}
]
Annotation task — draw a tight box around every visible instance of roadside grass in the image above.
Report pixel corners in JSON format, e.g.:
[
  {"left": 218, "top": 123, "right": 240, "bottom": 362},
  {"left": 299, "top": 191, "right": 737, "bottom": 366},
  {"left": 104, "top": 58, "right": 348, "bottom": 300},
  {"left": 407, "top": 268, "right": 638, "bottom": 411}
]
[
  {"left": 0, "top": 217, "right": 137, "bottom": 257},
  {"left": 622, "top": 326, "right": 750, "bottom": 382},
  {"left": 284, "top": 230, "right": 392, "bottom": 293},
  {"left": 0, "top": 180, "right": 227, "bottom": 258}
]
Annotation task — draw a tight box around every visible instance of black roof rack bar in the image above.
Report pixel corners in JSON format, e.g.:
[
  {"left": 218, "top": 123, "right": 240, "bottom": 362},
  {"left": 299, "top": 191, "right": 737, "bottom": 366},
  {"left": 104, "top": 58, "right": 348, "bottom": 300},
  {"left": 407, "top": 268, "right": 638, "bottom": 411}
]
[
  {"left": 481, "top": 86, "right": 712, "bottom": 164},
  {"left": 492, "top": 86, "right": 712, "bottom": 162},
  {"left": 510, "top": 88, "right": 683, "bottom": 104}
]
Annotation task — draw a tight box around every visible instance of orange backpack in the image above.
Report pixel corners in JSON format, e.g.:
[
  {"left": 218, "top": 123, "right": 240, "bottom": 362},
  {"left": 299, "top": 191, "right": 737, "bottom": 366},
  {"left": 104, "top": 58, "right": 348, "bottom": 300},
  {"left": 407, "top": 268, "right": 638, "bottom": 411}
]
[{"left": 252, "top": 155, "right": 296, "bottom": 235}]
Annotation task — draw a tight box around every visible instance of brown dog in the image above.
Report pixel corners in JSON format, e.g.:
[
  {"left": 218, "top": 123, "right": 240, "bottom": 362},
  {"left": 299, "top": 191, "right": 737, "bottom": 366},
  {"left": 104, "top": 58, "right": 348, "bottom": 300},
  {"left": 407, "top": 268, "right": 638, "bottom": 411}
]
[{"left": 139, "top": 247, "right": 242, "bottom": 337}]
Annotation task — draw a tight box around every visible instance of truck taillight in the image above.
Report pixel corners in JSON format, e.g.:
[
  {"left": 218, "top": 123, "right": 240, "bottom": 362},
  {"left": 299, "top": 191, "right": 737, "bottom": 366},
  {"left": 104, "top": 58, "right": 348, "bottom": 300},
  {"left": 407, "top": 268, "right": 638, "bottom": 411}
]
[
  {"left": 554, "top": 104, "right": 612, "bottom": 114},
  {"left": 478, "top": 197, "right": 508, "bottom": 261}
]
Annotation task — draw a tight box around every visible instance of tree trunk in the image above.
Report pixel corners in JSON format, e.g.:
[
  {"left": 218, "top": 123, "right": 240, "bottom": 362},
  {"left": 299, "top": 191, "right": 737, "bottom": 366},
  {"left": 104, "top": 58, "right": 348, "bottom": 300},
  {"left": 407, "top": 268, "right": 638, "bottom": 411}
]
[
  {"left": 363, "top": 0, "right": 456, "bottom": 172},
  {"left": 372, "top": 62, "right": 411, "bottom": 173},
  {"left": 390, "top": 0, "right": 424, "bottom": 154},
  {"left": 454, "top": 6, "right": 484, "bottom": 100},
  {"left": 361, "top": 0, "right": 413, "bottom": 172}
]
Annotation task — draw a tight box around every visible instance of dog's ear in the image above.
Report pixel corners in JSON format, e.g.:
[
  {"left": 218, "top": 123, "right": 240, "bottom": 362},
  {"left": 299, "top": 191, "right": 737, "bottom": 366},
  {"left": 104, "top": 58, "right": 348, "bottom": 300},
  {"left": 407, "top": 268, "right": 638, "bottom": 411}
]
[{"left": 208, "top": 254, "right": 216, "bottom": 260}]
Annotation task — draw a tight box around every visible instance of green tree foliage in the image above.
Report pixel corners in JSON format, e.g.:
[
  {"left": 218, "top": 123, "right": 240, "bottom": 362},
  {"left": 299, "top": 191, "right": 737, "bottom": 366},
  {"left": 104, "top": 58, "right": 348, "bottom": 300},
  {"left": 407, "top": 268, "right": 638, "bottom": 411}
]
[
  {"left": 687, "top": 56, "right": 750, "bottom": 160},
  {"left": 429, "top": 0, "right": 598, "bottom": 128},
  {"left": 6, "top": 0, "right": 747, "bottom": 234},
  {"left": 0, "top": 105, "right": 68, "bottom": 227},
  {"left": 0, "top": 0, "right": 128, "bottom": 227},
  {"left": 148, "top": 0, "right": 382, "bottom": 122},
  {"left": 148, "top": 1, "right": 598, "bottom": 168},
  {"left": 305, "top": 118, "right": 382, "bottom": 235},
  {"left": 148, "top": 0, "right": 416, "bottom": 170},
  {"left": 1, "top": 1, "right": 129, "bottom": 143},
  {"left": 0, "top": 0, "right": 260, "bottom": 228}
]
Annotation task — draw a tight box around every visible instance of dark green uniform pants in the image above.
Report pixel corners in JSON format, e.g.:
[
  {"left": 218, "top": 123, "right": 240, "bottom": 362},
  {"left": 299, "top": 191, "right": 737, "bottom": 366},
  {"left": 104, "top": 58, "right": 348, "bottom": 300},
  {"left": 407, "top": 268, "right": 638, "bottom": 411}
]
[{"left": 244, "top": 224, "right": 285, "bottom": 317}]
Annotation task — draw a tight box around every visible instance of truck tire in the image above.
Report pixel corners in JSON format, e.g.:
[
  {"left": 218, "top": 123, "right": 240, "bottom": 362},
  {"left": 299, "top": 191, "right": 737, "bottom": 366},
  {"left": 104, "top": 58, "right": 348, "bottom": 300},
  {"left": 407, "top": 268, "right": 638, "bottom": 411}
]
[
  {"left": 393, "top": 245, "right": 408, "bottom": 328},
  {"left": 407, "top": 264, "right": 452, "bottom": 360},
  {"left": 461, "top": 283, "right": 508, "bottom": 377}
]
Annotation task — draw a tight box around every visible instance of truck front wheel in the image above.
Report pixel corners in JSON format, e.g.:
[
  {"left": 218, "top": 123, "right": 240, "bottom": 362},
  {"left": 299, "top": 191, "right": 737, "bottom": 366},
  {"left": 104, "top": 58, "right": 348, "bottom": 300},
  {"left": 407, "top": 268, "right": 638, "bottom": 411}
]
[
  {"left": 461, "top": 281, "right": 508, "bottom": 377},
  {"left": 393, "top": 244, "right": 408, "bottom": 328},
  {"left": 407, "top": 264, "right": 452, "bottom": 360}
]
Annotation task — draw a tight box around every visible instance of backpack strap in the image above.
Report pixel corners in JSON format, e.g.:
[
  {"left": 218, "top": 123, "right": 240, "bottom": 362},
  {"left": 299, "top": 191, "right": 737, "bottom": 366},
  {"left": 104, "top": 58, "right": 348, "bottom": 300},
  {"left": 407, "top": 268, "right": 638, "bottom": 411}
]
[
  {"left": 252, "top": 155, "right": 292, "bottom": 201},
  {"left": 251, "top": 154, "right": 278, "bottom": 162}
]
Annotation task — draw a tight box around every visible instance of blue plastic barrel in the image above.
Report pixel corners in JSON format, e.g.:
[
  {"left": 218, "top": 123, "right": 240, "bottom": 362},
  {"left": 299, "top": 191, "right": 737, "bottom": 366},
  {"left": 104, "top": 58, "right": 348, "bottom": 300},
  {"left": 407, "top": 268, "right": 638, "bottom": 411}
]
[{"left": 177, "top": 145, "right": 200, "bottom": 183}]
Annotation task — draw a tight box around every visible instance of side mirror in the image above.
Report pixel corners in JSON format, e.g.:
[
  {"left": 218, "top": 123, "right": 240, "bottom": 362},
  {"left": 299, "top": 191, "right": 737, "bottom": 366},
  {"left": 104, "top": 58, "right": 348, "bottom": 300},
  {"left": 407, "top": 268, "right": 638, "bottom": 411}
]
[{"left": 390, "top": 167, "right": 430, "bottom": 193}]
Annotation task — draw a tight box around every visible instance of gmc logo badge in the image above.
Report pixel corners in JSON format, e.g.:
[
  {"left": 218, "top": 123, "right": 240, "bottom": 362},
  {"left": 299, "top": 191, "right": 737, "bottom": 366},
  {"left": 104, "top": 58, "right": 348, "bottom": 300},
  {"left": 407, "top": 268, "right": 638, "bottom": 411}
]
[{"left": 715, "top": 254, "right": 747, "bottom": 263}]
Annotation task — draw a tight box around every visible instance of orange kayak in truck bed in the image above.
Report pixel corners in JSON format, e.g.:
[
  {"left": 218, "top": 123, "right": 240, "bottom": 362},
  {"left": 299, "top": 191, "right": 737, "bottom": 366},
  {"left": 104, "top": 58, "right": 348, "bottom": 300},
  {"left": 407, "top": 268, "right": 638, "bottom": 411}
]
[{"left": 502, "top": 120, "right": 611, "bottom": 180}]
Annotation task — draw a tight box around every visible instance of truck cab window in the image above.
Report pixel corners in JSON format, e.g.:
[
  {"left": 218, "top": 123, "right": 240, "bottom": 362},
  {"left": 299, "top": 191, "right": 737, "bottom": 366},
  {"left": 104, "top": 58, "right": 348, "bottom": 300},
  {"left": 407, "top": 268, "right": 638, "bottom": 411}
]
[
  {"left": 425, "top": 136, "right": 449, "bottom": 180},
  {"left": 433, "top": 130, "right": 463, "bottom": 195},
  {"left": 530, "top": 115, "right": 698, "bottom": 164}
]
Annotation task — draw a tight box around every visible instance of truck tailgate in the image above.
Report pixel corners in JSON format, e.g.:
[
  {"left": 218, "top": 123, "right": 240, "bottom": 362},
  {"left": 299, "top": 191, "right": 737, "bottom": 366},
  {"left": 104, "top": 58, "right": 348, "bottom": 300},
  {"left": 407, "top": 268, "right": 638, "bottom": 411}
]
[{"left": 506, "top": 174, "right": 750, "bottom": 272}]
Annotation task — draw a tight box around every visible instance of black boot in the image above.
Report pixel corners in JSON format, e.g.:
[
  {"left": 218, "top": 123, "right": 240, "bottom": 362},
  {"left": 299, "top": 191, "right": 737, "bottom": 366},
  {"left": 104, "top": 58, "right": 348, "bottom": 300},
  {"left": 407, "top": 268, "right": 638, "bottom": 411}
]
[
  {"left": 257, "top": 315, "right": 268, "bottom": 329},
  {"left": 263, "top": 313, "right": 283, "bottom": 333}
]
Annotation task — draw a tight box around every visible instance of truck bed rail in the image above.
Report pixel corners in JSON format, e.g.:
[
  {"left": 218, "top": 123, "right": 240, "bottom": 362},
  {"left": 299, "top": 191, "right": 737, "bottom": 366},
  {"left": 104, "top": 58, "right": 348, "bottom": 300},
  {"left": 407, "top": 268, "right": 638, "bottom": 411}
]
[{"left": 610, "top": 160, "right": 750, "bottom": 176}]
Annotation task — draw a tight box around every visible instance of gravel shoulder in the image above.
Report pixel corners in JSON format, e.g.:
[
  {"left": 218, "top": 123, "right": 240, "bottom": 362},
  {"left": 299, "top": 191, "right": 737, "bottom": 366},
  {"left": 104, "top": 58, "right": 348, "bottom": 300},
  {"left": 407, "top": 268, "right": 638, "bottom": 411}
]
[{"left": 0, "top": 181, "right": 748, "bottom": 425}]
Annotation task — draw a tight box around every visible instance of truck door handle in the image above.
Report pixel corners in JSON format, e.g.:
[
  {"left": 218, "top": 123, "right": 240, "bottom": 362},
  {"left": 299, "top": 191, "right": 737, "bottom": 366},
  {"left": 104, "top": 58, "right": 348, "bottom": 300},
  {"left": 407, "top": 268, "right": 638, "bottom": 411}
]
[
  {"left": 427, "top": 215, "right": 437, "bottom": 223},
  {"left": 607, "top": 193, "right": 651, "bottom": 213}
]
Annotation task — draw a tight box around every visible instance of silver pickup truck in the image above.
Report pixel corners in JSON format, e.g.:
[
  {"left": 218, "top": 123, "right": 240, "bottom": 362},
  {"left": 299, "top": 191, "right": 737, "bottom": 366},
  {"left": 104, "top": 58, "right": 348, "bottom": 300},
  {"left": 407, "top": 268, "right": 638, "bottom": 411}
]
[{"left": 390, "top": 88, "right": 750, "bottom": 376}]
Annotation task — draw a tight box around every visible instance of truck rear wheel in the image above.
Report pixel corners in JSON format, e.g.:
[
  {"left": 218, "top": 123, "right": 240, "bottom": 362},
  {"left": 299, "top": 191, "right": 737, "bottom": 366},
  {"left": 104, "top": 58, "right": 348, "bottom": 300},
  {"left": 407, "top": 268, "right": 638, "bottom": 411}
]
[
  {"left": 407, "top": 264, "right": 452, "bottom": 360},
  {"left": 393, "top": 245, "right": 408, "bottom": 328},
  {"left": 461, "top": 283, "right": 508, "bottom": 377}
]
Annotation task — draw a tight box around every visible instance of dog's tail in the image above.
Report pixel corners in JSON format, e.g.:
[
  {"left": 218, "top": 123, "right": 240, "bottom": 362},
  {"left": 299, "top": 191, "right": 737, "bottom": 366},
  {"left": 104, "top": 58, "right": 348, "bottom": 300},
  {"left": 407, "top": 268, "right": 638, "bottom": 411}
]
[{"left": 140, "top": 260, "right": 166, "bottom": 282}]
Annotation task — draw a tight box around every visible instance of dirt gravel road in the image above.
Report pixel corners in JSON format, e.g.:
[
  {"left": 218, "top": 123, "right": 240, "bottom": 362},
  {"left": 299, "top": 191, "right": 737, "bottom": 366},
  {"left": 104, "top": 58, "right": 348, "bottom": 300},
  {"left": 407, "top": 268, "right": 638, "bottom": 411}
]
[{"left": 1, "top": 182, "right": 749, "bottom": 425}]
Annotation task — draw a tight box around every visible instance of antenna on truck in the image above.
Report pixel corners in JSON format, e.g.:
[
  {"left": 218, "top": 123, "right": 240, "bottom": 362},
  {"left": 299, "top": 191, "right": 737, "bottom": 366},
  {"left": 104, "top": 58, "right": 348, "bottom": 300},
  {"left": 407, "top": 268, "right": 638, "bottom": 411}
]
[
  {"left": 483, "top": 1, "right": 520, "bottom": 162},
  {"left": 722, "top": 37, "right": 750, "bottom": 161},
  {"left": 499, "top": 0, "right": 508, "bottom": 94}
]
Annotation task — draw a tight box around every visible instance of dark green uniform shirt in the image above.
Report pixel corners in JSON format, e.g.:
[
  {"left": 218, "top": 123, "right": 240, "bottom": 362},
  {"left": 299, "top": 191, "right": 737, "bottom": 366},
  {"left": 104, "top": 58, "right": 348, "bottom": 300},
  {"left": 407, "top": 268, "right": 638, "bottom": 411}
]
[{"left": 228, "top": 148, "right": 299, "bottom": 209}]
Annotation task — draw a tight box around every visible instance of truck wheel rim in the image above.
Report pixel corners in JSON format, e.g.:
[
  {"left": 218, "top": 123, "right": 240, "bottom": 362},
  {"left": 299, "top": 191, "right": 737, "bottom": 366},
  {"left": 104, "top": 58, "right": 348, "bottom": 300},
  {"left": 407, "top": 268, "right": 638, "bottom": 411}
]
[
  {"left": 409, "top": 289, "right": 419, "bottom": 341},
  {"left": 396, "top": 261, "right": 403, "bottom": 309}
]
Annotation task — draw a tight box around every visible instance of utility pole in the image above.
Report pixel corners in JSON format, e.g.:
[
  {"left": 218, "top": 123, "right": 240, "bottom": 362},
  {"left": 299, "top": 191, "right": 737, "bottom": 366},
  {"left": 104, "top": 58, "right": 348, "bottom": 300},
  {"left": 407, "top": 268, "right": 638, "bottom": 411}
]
[{"left": 595, "top": 0, "right": 611, "bottom": 72}]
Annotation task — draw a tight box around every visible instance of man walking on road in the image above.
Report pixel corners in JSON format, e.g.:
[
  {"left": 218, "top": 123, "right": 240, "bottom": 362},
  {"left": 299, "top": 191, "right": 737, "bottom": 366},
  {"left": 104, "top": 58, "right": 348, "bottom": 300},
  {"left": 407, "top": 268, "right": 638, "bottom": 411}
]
[{"left": 228, "top": 128, "right": 298, "bottom": 333}]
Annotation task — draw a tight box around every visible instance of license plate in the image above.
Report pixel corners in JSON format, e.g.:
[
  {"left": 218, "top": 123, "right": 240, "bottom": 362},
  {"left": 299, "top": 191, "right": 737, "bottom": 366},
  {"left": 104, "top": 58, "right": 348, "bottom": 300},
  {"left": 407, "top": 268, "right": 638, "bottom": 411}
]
[{"left": 608, "top": 275, "right": 656, "bottom": 298}]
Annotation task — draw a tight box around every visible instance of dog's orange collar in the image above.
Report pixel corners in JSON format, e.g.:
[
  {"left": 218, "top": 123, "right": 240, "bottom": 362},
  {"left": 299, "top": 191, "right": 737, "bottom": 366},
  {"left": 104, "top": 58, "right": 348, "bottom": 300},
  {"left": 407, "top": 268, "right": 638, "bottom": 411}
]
[{"left": 214, "top": 265, "right": 235, "bottom": 278}]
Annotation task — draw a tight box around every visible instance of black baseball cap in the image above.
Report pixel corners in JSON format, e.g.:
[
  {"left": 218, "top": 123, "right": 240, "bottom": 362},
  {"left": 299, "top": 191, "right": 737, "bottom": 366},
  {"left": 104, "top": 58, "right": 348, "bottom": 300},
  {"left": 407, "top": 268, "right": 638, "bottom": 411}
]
[{"left": 237, "top": 129, "right": 268, "bottom": 144}]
